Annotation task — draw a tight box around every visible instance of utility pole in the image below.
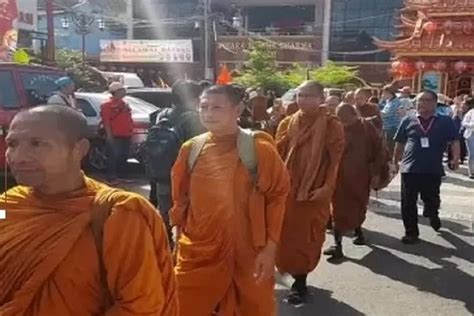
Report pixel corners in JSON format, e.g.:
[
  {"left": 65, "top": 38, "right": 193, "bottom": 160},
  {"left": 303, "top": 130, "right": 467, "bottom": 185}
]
[
  {"left": 321, "top": 0, "right": 331, "bottom": 66},
  {"left": 46, "top": 0, "right": 55, "bottom": 63},
  {"left": 126, "top": 0, "right": 133, "bottom": 39},
  {"left": 203, "top": 0, "right": 213, "bottom": 80}
]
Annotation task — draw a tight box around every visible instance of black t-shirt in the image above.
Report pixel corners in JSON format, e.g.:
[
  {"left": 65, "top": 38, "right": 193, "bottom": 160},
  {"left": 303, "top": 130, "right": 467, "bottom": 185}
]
[{"left": 394, "top": 114, "right": 458, "bottom": 175}]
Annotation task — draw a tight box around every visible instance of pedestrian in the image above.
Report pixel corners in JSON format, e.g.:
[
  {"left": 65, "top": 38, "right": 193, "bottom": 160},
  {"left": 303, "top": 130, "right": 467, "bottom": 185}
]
[
  {"left": 275, "top": 80, "right": 345, "bottom": 306},
  {"left": 381, "top": 84, "right": 403, "bottom": 157},
  {"left": 100, "top": 82, "right": 133, "bottom": 185},
  {"left": 461, "top": 98, "right": 474, "bottom": 179},
  {"left": 0, "top": 105, "right": 178, "bottom": 315},
  {"left": 354, "top": 88, "right": 383, "bottom": 130},
  {"left": 171, "top": 84, "right": 290, "bottom": 315},
  {"left": 343, "top": 90, "right": 355, "bottom": 105},
  {"left": 324, "top": 95, "right": 341, "bottom": 114},
  {"left": 147, "top": 80, "right": 205, "bottom": 242},
  {"left": 48, "top": 76, "right": 77, "bottom": 108},
  {"left": 393, "top": 90, "right": 460, "bottom": 244},
  {"left": 325, "top": 103, "right": 385, "bottom": 261}
]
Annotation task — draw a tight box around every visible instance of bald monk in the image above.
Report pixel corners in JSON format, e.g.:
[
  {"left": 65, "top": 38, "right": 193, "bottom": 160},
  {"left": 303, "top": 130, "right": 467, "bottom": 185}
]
[
  {"left": 325, "top": 103, "right": 385, "bottom": 261},
  {"left": 171, "top": 85, "right": 290, "bottom": 315},
  {"left": 354, "top": 88, "right": 383, "bottom": 131},
  {"left": 0, "top": 106, "right": 177, "bottom": 316},
  {"left": 324, "top": 95, "right": 341, "bottom": 114},
  {"left": 275, "top": 81, "right": 345, "bottom": 306}
]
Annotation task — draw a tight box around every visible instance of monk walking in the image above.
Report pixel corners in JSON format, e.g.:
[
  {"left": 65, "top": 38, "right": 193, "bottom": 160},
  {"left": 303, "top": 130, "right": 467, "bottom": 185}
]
[
  {"left": 171, "top": 85, "right": 290, "bottom": 315},
  {"left": 354, "top": 88, "right": 383, "bottom": 130},
  {"left": 275, "top": 81, "right": 345, "bottom": 306},
  {"left": 325, "top": 103, "right": 385, "bottom": 261},
  {"left": 0, "top": 106, "right": 178, "bottom": 316}
]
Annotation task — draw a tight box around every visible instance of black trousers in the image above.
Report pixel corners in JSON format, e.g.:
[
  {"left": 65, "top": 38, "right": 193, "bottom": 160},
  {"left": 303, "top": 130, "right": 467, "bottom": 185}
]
[{"left": 401, "top": 173, "right": 442, "bottom": 237}]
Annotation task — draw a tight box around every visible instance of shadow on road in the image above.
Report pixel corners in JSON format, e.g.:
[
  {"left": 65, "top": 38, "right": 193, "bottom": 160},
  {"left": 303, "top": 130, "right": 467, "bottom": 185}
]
[
  {"left": 277, "top": 287, "right": 364, "bottom": 316},
  {"left": 442, "top": 175, "right": 474, "bottom": 189},
  {"left": 370, "top": 200, "right": 473, "bottom": 238},
  {"left": 347, "top": 229, "right": 474, "bottom": 314}
]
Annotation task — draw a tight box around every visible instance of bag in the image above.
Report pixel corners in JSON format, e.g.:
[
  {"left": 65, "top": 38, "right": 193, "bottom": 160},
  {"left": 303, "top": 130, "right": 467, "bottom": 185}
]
[
  {"left": 90, "top": 189, "right": 118, "bottom": 313},
  {"left": 145, "top": 109, "right": 192, "bottom": 182},
  {"left": 187, "top": 128, "right": 258, "bottom": 183}
]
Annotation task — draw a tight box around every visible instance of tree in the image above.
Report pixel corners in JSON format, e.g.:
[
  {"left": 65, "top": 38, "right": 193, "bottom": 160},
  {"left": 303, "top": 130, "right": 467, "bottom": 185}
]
[
  {"left": 55, "top": 48, "right": 106, "bottom": 91},
  {"left": 311, "top": 61, "right": 358, "bottom": 87},
  {"left": 234, "top": 41, "right": 292, "bottom": 95}
]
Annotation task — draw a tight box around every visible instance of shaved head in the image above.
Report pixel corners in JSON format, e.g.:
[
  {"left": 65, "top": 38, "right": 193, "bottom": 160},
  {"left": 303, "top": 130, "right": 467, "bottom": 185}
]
[
  {"left": 297, "top": 80, "right": 324, "bottom": 96},
  {"left": 336, "top": 102, "right": 359, "bottom": 126},
  {"left": 6, "top": 105, "right": 90, "bottom": 192},
  {"left": 13, "top": 105, "right": 89, "bottom": 145}
]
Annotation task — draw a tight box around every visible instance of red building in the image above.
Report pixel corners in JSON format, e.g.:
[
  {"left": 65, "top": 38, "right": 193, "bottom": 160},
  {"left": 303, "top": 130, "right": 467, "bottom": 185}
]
[{"left": 375, "top": 0, "right": 474, "bottom": 96}]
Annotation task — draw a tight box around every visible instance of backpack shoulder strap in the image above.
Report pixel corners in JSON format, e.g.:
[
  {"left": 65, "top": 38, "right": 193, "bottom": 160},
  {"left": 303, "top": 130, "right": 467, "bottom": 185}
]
[
  {"left": 237, "top": 128, "right": 257, "bottom": 183},
  {"left": 187, "top": 133, "right": 209, "bottom": 172},
  {"left": 90, "top": 188, "right": 117, "bottom": 312}
]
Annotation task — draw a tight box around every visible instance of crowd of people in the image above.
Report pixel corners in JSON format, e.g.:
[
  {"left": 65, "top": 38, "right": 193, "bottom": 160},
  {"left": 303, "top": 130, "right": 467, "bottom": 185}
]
[{"left": 0, "top": 76, "right": 469, "bottom": 315}]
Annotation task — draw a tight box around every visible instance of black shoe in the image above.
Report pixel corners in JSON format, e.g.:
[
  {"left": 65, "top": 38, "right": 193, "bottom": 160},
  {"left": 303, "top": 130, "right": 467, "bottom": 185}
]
[
  {"left": 327, "top": 246, "right": 344, "bottom": 263},
  {"left": 353, "top": 235, "right": 366, "bottom": 245},
  {"left": 469, "top": 175, "right": 474, "bottom": 180},
  {"left": 401, "top": 235, "right": 419, "bottom": 244},
  {"left": 284, "top": 291, "right": 306, "bottom": 308},
  {"left": 430, "top": 216, "right": 442, "bottom": 232},
  {"left": 323, "top": 246, "right": 338, "bottom": 256}
]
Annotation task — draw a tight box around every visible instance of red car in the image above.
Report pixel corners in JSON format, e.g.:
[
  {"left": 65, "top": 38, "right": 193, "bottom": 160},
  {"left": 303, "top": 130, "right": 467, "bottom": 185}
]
[{"left": 0, "top": 63, "right": 65, "bottom": 175}]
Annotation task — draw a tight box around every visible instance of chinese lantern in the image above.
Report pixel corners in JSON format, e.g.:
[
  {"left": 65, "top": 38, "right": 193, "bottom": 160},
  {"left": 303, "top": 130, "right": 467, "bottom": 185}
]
[
  {"left": 443, "top": 20, "right": 453, "bottom": 34},
  {"left": 415, "top": 61, "right": 427, "bottom": 71},
  {"left": 454, "top": 60, "right": 468, "bottom": 73},
  {"left": 391, "top": 61, "right": 402, "bottom": 75},
  {"left": 463, "top": 21, "right": 473, "bottom": 34},
  {"left": 424, "top": 21, "right": 437, "bottom": 33},
  {"left": 433, "top": 61, "right": 447, "bottom": 72}
]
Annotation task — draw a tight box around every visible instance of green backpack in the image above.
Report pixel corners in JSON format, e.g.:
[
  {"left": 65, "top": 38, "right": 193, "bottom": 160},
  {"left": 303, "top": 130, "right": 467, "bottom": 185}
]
[{"left": 187, "top": 128, "right": 258, "bottom": 183}]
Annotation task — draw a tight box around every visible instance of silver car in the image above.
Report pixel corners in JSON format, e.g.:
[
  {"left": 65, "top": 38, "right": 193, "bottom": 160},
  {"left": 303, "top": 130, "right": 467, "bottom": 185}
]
[{"left": 75, "top": 92, "right": 158, "bottom": 170}]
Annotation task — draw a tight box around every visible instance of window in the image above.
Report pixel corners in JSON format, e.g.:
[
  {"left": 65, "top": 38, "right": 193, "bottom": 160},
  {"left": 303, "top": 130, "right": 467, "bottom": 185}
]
[
  {"left": 20, "top": 72, "right": 62, "bottom": 106},
  {"left": 0, "top": 71, "right": 19, "bottom": 108},
  {"left": 329, "top": 0, "right": 403, "bottom": 62},
  {"left": 76, "top": 98, "right": 97, "bottom": 117}
]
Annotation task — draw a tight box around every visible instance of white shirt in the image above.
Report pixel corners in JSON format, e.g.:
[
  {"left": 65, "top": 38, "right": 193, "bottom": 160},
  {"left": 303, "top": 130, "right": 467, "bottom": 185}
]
[
  {"left": 47, "top": 92, "right": 77, "bottom": 108},
  {"left": 462, "top": 109, "right": 474, "bottom": 139}
]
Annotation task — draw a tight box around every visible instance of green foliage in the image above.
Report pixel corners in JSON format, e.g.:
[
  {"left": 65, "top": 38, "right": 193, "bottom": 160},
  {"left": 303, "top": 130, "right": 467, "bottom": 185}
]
[
  {"left": 234, "top": 41, "right": 292, "bottom": 95},
  {"left": 235, "top": 41, "right": 358, "bottom": 94},
  {"left": 311, "top": 61, "right": 358, "bottom": 87},
  {"left": 55, "top": 49, "right": 104, "bottom": 91}
]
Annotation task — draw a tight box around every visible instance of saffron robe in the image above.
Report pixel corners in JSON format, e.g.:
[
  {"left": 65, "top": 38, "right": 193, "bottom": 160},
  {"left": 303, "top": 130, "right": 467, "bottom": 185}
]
[
  {"left": 332, "top": 118, "right": 385, "bottom": 232},
  {"left": 171, "top": 132, "right": 290, "bottom": 316},
  {"left": 0, "top": 176, "right": 178, "bottom": 316},
  {"left": 275, "top": 109, "right": 345, "bottom": 275}
]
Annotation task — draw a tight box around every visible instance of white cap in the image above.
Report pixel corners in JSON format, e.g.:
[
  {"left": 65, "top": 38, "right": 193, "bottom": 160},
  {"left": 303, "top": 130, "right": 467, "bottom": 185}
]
[{"left": 109, "top": 81, "right": 125, "bottom": 93}]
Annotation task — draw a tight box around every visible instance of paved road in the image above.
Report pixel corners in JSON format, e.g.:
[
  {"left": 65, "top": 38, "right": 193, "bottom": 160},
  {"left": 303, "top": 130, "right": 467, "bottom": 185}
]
[{"left": 115, "top": 165, "right": 474, "bottom": 316}]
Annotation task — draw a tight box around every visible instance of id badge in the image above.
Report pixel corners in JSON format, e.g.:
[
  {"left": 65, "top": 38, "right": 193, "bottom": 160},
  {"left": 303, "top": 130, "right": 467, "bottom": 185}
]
[{"left": 420, "top": 137, "right": 430, "bottom": 148}]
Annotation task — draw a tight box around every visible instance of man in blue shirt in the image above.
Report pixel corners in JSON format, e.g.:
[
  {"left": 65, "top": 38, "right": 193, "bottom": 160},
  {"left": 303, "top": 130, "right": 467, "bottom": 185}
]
[{"left": 393, "top": 90, "right": 460, "bottom": 244}]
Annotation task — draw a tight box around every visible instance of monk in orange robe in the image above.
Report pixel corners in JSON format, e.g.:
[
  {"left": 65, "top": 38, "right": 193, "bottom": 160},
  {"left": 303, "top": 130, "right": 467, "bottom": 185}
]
[
  {"left": 324, "top": 103, "right": 385, "bottom": 262},
  {"left": 354, "top": 88, "right": 383, "bottom": 131},
  {"left": 275, "top": 81, "right": 345, "bottom": 306},
  {"left": 0, "top": 106, "right": 178, "bottom": 316},
  {"left": 171, "top": 85, "right": 290, "bottom": 316}
]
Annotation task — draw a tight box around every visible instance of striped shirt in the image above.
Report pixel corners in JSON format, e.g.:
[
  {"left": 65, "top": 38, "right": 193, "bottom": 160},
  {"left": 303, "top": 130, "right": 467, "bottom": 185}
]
[{"left": 381, "top": 97, "right": 402, "bottom": 131}]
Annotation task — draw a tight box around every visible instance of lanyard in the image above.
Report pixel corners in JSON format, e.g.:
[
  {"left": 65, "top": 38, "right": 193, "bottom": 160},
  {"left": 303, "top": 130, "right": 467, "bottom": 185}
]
[{"left": 417, "top": 117, "right": 435, "bottom": 135}]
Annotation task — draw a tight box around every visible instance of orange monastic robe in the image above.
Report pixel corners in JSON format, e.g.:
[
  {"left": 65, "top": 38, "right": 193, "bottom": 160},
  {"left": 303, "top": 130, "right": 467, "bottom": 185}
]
[
  {"left": 332, "top": 118, "right": 385, "bottom": 232},
  {"left": 171, "top": 132, "right": 290, "bottom": 316},
  {"left": 0, "top": 177, "right": 178, "bottom": 316},
  {"left": 275, "top": 109, "right": 345, "bottom": 275}
]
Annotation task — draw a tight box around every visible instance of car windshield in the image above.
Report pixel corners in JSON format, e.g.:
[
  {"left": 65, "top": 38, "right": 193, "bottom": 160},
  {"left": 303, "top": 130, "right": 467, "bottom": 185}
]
[{"left": 20, "top": 72, "right": 63, "bottom": 106}]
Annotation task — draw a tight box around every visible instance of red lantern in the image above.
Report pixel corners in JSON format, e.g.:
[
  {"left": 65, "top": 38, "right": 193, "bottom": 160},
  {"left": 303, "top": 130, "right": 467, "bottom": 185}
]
[
  {"left": 463, "top": 21, "right": 473, "bottom": 34},
  {"left": 443, "top": 20, "right": 453, "bottom": 34},
  {"left": 454, "top": 60, "right": 468, "bottom": 73},
  {"left": 415, "top": 61, "right": 427, "bottom": 71},
  {"left": 433, "top": 61, "right": 447, "bottom": 72},
  {"left": 424, "top": 21, "right": 437, "bottom": 33}
]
